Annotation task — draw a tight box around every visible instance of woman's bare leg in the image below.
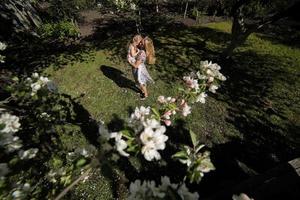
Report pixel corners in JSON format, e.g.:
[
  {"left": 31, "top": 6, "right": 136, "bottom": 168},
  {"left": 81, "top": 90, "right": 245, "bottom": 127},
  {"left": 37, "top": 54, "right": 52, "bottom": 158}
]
[{"left": 140, "top": 84, "right": 148, "bottom": 97}]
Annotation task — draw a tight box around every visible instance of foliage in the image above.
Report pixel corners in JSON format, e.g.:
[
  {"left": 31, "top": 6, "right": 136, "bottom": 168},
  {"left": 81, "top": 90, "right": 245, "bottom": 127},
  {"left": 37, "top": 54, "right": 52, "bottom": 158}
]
[
  {"left": 0, "top": 47, "right": 94, "bottom": 199},
  {"left": 128, "top": 176, "right": 199, "bottom": 199},
  {"left": 172, "top": 131, "right": 215, "bottom": 184},
  {"left": 48, "top": 0, "right": 97, "bottom": 20},
  {"left": 37, "top": 20, "right": 80, "bottom": 42}
]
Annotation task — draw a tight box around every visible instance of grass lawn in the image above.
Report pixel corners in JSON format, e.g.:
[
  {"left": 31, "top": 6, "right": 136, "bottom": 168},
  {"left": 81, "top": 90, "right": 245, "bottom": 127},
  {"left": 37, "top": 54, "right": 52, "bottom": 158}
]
[{"left": 44, "top": 20, "right": 300, "bottom": 199}]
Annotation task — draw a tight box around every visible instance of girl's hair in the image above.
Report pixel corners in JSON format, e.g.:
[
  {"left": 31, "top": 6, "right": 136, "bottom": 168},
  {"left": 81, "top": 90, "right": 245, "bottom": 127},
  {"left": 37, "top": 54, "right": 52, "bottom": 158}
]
[
  {"left": 132, "top": 34, "right": 143, "bottom": 45},
  {"left": 144, "top": 37, "right": 156, "bottom": 65},
  {"left": 127, "top": 34, "right": 142, "bottom": 53}
]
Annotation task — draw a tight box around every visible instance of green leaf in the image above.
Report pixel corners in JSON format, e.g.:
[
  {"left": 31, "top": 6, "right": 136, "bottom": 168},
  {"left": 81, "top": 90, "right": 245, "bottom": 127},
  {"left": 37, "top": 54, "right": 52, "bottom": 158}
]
[
  {"left": 189, "top": 130, "right": 198, "bottom": 147},
  {"left": 76, "top": 158, "right": 86, "bottom": 167},
  {"left": 151, "top": 107, "right": 160, "bottom": 118},
  {"left": 195, "top": 144, "right": 205, "bottom": 153},
  {"left": 121, "top": 130, "right": 133, "bottom": 139},
  {"left": 172, "top": 151, "right": 188, "bottom": 160}
]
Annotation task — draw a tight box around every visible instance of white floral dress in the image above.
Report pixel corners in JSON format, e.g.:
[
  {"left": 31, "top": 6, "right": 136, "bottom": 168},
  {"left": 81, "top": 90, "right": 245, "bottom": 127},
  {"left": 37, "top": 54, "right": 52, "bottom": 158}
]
[{"left": 136, "top": 50, "right": 154, "bottom": 85}]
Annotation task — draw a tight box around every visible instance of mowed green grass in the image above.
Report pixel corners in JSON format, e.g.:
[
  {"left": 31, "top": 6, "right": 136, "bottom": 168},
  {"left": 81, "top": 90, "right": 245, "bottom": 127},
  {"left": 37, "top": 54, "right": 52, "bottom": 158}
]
[{"left": 44, "top": 21, "right": 300, "bottom": 199}]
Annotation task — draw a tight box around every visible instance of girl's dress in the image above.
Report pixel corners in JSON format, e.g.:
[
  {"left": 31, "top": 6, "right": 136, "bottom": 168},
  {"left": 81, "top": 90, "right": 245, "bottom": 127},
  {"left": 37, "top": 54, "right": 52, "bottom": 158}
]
[
  {"left": 136, "top": 50, "right": 154, "bottom": 85},
  {"left": 128, "top": 46, "right": 153, "bottom": 85}
]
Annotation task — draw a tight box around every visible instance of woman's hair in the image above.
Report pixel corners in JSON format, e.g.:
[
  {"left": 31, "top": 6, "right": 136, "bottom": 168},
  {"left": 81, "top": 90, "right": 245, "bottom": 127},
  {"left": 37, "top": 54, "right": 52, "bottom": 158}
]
[{"left": 144, "top": 37, "right": 156, "bottom": 65}]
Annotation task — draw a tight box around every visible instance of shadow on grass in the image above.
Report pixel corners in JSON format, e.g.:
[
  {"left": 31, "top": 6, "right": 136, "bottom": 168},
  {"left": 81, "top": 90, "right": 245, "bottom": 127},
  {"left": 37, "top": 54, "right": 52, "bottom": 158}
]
[
  {"left": 257, "top": 21, "right": 300, "bottom": 49},
  {"left": 87, "top": 14, "right": 232, "bottom": 83},
  {"left": 211, "top": 49, "right": 300, "bottom": 181},
  {"left": 3, "top": 38, "right": 94, "bottom": 75},
  {"left": 100, "top": 65, "right": 141, "bottom": 94}
]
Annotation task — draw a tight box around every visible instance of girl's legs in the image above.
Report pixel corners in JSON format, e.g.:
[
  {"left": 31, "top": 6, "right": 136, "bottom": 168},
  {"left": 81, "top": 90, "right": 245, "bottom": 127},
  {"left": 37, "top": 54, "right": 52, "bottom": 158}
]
[{"left": 140, "top": 84, "right": 148, "bottom": 98}]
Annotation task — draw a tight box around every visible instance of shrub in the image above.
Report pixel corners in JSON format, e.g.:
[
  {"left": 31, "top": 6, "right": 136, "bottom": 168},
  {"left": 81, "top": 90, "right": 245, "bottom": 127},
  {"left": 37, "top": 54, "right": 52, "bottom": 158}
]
[
  {"left": 38, "top": 20, "right": 80, "bottom": 42},
  {"left": 0, "top": 72, "right": 95, "bottom": 199}
]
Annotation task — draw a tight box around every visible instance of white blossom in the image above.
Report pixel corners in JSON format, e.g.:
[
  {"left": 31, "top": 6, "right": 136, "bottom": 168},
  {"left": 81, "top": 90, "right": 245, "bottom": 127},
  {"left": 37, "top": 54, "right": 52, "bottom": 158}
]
[
  {"left": 160, "top": 176, "right": 178, "bottom": 191},
  {"left": 209, "top": 84, "right": 218, "bottom": 93},
  {"left": 6, "top": 141, "right": 23, "bottom": 152},
  {"left": 39, "top": 76, "right": 50, "bottom": 85},
  {"left": 157, "top": 95, "right": 166, "bottom": 103},
  {"left": 199, "top": 60, "right": 226, "bottom": 83},
  {"left": 29, "top": 74, "right": 53, "bottom": 96},
  {"left": 196, "top": 92, "right": 207, "bottom": 104},
  {"left": 30, "top": 82, "right": 41, "bottom": 96},
  {"left": 181, "top": 103, "right": 191, "bottom": 117},
  {"left": 41, "top": 112, "right": 50, "bottom": 118},
  {"left": 207, "top": 76, "right": 214, "bottom": 83},
  {"left": 0, "top": 113, "right": 21, "bottom": 133},
  {"left": 140, "top": 119, "right": 168, "bottom": 161},
  {"left": 183, "top": 76, "right": 199, "bottom": 90},
  {"left": 32, "top": 73, "right": 39, "bottom": 78},
  {"left": 131, "top": 106, "right": 150, "bottom": 121},
  {"left": 128, "top": 176, "right": 198, "bottom": 200},
  {"left": 141, "top": 142, "right": 161, "bottom": 161},
  {"left": 0, "top": 42, "right": 7, "bottom": 51},
  {"left": 110, "top": 132, "right": 129, "bottom": 157},
  {"left": 130, "top": 3, "right": 137, "bottom": 10},
  {"left": 232, "top": 193, "right": 254, "bottom": 200},
  {"left": 22, "top": 183, "right": 30, "bottom": 191},
  {"left": 177, "top": 183, "right": 199, "bottom": 200},
  {"left": 18, "top": 148, "right": 39, "bottom": 160},
  {"left": 12, "top": 190, "right": 22, "bottom": 199}
]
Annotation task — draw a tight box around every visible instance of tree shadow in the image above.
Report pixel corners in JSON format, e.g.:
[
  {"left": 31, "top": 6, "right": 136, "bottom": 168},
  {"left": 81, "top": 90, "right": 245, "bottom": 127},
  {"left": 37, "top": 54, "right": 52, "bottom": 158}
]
[
  {"left": 100, "top": 65, "right": 141, "bottom": 94},
  {"left": 87, "top": 13, "right": 232, "bottom": 84},
  {"left": 256, "top": 20, "right": 300, "bottom": 49},
  {"left": 200, "top": 139, "right": 300, "bottom": 200},
  {"left": 3, "top": 38, "right": 94, "bottom": 75},
  {"left": 215, "top": 50, "right": 300, "bottom": 170}
]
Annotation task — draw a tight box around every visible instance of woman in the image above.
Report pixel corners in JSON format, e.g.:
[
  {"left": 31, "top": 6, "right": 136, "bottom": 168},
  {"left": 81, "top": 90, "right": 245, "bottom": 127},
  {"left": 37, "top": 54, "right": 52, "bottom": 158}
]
[{"left": 132, "top": 37, "right": 155, "bottom": 99}]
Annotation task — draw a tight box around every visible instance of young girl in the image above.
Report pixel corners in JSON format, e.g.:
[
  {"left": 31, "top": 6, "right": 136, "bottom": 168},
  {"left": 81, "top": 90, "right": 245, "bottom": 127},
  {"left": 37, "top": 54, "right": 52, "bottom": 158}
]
[
  {"left": 133, "top": 37, "right": 155, "bottom": 99},
  {"left": 127, "top": 34, "right": 143, "bottom": 66}
]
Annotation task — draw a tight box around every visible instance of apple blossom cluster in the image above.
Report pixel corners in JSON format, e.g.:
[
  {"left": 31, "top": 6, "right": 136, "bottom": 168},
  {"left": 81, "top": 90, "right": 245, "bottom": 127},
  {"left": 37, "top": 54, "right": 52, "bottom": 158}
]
[
  {"left": 109, "top": 117, "right": 168, "bottom": 161},
  {"left": 0, "top": 41, "right": 6, "bottom": 51},
  {"left": 128, "top": 176, "right": 199, "bottom": 200},
  {"left": 130, "top": 106, "right": 150, "bottom": 121},
  {"left": 11, "top": 182, "right": 31, "bottom": 199},
  {"left": 140, "top": 119, "right": 168, "bottom": 161},
  {"left": 197, "top": 60, "right": 226, "bottom": 93},
  {"left": 26, "top": 73, "right": 52, "bottom": 96},
  {"left": 181, "top": 60, "right": 226, "bottom": 104},
  {"left": 0, "top": 112, "right": 39, "bottom": 179},
  {"left": 0, "top": 113, "right": 22, "bottom": 152}
]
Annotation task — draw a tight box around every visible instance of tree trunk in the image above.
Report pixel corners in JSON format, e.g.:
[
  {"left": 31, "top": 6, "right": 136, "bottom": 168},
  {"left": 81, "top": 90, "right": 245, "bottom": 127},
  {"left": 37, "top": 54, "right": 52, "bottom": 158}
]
[
  {"left": 183, "top": 1, "right": 189, "bottom": 19},
  {"left": 135, "top": 8, "right": 143, "bottom": 34},
  {"left": 222, "top": 5, "right": 250, "bottom": 58},
  {"left": 155, "top": 0, "right": 159, "bottom": 13},
  {"left": 222, "top": 0, "right": 299, "bottom": 59}
]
